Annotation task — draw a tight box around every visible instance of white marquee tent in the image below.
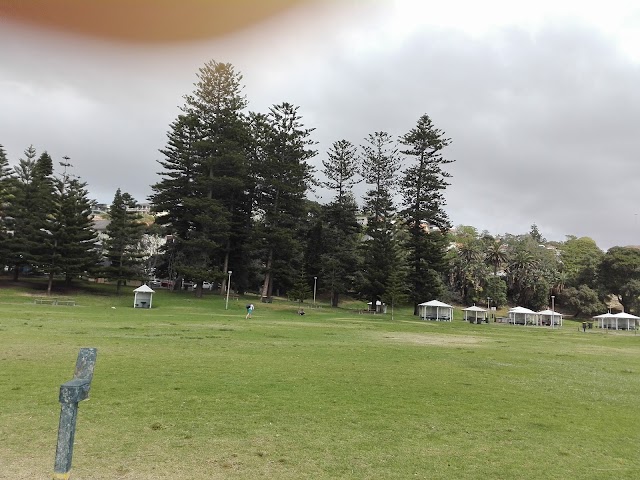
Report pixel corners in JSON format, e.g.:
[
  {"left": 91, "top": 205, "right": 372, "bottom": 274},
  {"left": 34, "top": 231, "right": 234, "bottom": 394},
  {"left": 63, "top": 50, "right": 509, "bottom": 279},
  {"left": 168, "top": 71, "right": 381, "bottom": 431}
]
[
  {"left": 537, "top": 309, "right": 563, "bottom": 327},
  {"left": 462, "top": 305, "right": 487, "bottom": 323},
  {"left": 508, "top": 306, "right": 537, "bottom": 325},
  {"left": 612, "top": 312, "right": 639, "bottom": 330},
  {"left": 418, "top": 300, "right": 453, "bottom": 322},
  {"left": 594, "top": 312, "right": 639, "bottom": 330},
  {"left": 592, "top": 312, "right": 615, "bottom": 329}
]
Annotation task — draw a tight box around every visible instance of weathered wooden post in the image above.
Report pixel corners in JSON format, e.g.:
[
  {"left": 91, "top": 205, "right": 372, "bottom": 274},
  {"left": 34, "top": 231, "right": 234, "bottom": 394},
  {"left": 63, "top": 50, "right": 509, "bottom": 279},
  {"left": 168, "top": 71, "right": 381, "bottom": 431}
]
[{"left": 53, "top": 348, "right": 97, "bottom": 480}]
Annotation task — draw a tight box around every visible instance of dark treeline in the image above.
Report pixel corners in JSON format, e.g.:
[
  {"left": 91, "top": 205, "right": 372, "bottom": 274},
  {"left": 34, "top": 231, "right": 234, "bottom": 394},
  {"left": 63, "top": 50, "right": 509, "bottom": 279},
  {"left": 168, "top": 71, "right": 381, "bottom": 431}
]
[
  {"left": 148, "top": 61, "right": 453, "bottom": 311},
  {"left": 1, "top": 60, "right": 639, "bottom": 315},
  {"left": 0, "top": 145, "right": 100, "bottom": 294},
  {"left": 0, "top": 142, "right": 147, "bottom": 294}
]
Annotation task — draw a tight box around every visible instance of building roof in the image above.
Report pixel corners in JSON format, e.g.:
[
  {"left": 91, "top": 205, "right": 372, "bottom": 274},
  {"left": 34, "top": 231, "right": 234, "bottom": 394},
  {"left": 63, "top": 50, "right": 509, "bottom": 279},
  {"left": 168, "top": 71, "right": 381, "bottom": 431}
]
[
  {"left": 133, "top": 285, "right": 155, "bottom": 293},
  {"left": 418, "top": 300, "right": 453, "bottom": 308},
  {"left": 463, "top": 305, "right": 486, "bottom": 312}
]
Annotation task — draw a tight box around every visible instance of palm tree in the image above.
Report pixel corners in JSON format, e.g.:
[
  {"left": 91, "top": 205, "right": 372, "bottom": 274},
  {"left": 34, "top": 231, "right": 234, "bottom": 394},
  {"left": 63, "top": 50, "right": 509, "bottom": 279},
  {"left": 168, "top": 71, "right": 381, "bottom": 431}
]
[
  {"left": 505, "top": 247, "right": 541, "bottom": 306},
  {"left": 485, "top": 240, "right": 507, "bottom": 276},
  {"left": 506, "top": 249, "right": 537, "bottom": 284},
  {"left": 553, "top": 271, "right": 567, "bottom": 295},
  {"left": 459, "top": 241, "right": 481, "bottom": 264},
  {"left": 449, "top": 240, "right": 485, "bottom": 304}
]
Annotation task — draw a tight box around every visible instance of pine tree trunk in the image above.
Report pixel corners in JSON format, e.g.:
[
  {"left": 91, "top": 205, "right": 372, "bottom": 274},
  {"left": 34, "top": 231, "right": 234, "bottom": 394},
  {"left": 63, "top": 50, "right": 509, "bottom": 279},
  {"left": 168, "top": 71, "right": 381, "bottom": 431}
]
[
  {"left": 261, "top": 249, "right": 273, "bottom": 300},
  {"left": 267, "top": 273, "right": 274, "bottom": 298},
  {"left": 220, "top": 250, "right": 229, "bottom": 295},
  {"left": 331, "top": 290, "right": 339, "bottom": 307}
]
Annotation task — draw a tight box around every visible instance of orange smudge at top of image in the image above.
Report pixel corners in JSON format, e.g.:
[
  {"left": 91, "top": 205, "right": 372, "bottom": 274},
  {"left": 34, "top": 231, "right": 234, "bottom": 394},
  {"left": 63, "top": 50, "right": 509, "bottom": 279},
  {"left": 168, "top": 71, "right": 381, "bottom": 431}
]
[{"left": 0, "top": 0, "right": 309, "bottom": 43}]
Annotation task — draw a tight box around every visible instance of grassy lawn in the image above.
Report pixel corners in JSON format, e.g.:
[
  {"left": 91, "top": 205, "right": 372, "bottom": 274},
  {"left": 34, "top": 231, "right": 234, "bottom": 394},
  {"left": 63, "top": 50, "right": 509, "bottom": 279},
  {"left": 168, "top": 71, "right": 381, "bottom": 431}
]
[{"left": 1, "top": 282, "right": 640, "bottom": 479}]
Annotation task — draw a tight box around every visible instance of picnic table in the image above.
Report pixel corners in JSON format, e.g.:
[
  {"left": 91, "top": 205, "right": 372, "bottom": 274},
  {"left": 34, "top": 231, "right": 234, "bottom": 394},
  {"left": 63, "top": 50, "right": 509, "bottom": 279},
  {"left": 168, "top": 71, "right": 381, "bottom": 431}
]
[
  {"left": 34, "top": 297, "right": 76, "bottom": 306},
  {"left": 34, "top": 297, "right": 58, "bottom": 305}
]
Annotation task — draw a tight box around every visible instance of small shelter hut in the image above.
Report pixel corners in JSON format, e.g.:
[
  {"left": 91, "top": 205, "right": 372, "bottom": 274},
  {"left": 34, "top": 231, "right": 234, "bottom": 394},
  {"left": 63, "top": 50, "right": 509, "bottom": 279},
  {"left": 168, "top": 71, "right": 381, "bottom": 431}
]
[
  {"left": 418, "top": 300, "right": 453, "bottom": 321},
  {"left": 508, "top": 306, "right": 537, "bottom": 325},
  {"left": 463, "top": 305, "right": 487, "bottom": 324},
  {"left": 537, "top": 309, "right": 563, "bottom": 327},
  {"left": 593, "top": 312, "right": 615, "bottom": 329},
  {"left": 133, "top": 284, "right": 155, "bottom": 309},
  {"left": 609, "top": 312, "right": 640, "bottom": 330}
]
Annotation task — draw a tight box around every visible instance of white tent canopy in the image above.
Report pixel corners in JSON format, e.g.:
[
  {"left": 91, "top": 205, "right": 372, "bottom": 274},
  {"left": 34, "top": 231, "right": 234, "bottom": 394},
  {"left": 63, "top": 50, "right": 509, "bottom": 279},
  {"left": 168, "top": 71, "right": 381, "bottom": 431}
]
[
  {"left": 133, "top": 284, "right": 155, "bottom": 309},
  {"left": 593, "top": 312, "right": 615, "bottom": 329},
  {"left": 537, "top": 309, "right": 563, "bottom": 327},
  {"left": 508, "top": 306, "right": 537, "bottom": 325},
  {"left": 418, "top": 300, "right": 453, "bottom": 322},
  {"left": 596, "top": 312, "right": 640, "bottom": 330},
  {"left": 462, "top": 305, "right": 487, "bottom": 323}
]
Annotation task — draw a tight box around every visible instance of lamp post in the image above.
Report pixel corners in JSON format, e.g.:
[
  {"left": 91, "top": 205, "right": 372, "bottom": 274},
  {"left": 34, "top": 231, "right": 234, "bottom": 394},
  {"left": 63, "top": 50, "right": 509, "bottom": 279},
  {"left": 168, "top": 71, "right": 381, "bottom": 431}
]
[
  {"left": 313, "top": 276, "right": 318, "bottom": 306},
  {"left": 487, "top": 297, "right": 491, "bottom": 322},
  {"left": 551, "top": 295, "right": 555, "bottom": 329},
  {"left": 225, "top": 271, "right": 232, "bottom": 310}
]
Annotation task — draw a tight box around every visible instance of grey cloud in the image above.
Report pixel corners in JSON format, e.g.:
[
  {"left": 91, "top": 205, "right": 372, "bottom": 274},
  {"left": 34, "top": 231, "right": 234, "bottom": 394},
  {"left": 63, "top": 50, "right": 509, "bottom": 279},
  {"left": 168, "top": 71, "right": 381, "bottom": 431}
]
[
  {"left": 295, "top": 23, "right": 640, "bottom": 249},
  {"left": 1, "top": 9, "right": 639, "bottom": 250}
]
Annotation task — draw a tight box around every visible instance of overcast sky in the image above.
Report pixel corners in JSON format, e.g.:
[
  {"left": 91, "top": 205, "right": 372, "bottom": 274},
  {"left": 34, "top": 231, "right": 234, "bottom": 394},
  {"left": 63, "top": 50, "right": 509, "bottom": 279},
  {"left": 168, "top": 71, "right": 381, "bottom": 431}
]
[{"left": 1, "top": 0, "right": 639, "bottom": 250}]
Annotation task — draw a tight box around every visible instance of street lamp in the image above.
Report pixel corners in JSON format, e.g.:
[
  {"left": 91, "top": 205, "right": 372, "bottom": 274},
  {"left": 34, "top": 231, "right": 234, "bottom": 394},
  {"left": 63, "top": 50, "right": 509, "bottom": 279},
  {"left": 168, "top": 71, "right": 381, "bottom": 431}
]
[
  {"left": 487, "top": 297, "right": 491, "bottom": 322},
  {"left": 551, "top": 295, "right": 555, "bottom": 329},
  {"left": 225, "top": 270, "right": 232, "bottom": 310},
  {"left": 313, "top": 276, "right": 318, "bottom": 306}
]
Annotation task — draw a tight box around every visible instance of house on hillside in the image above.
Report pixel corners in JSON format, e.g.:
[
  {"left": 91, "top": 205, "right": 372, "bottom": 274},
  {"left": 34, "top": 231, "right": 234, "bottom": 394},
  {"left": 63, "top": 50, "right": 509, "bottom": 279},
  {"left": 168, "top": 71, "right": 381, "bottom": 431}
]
[{"left": 92, "top": 218, "right": 110, "bottom": 250}]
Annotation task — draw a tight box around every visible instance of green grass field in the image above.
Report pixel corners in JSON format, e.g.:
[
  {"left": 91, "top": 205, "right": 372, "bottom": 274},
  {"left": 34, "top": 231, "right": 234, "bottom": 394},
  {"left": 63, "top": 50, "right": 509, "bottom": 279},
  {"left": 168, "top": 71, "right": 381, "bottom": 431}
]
[{"left": 1, "top": 283, "right": 640, "bottom": 479}]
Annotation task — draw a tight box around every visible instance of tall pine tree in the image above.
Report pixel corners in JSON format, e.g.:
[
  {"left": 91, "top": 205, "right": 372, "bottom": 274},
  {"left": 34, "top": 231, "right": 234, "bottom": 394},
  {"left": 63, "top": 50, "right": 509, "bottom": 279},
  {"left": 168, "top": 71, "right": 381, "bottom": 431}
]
[
  {"left": 55, "top": 175, "right": 100, "bottom": 287},
  {"left": 0, "top": 144, "right": 15, "bottom": 269},
  {"left": 5, "top": 147, "right": 54, "bottom": 280},
  {"left": 319, "top": 139, "right": 363, "bottom": 306},
  {"left": 103, "top": 189, "right": 145, "bottom": 294},
  {"left": 360, "top": 131, "right": 400, "bottom": 307},
  {"left": 399, "top": 114, "right": 454, "bottom": 312},
  {"left": 150, "top": 61, "right": 251, "bottom": 297},
  {"left": 322, "top": 140, "right": 360, "bottom": 202},
  {"left": 253, "top": 102, "right": 316, "bottom": 300}
]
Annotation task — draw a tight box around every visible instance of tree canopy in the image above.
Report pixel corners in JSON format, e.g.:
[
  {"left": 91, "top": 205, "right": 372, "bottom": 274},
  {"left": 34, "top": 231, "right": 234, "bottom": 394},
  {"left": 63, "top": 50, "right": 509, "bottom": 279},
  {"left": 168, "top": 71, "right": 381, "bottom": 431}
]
[{"left": 2, "top": 60, "right": 637, "bottom": 317}]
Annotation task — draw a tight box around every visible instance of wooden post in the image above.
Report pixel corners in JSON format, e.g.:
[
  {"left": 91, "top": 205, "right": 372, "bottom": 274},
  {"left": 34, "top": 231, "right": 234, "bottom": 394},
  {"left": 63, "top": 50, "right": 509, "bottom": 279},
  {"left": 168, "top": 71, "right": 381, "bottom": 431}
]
[{"left": 53, "top": 348, "right": 97, "bottom": 480}]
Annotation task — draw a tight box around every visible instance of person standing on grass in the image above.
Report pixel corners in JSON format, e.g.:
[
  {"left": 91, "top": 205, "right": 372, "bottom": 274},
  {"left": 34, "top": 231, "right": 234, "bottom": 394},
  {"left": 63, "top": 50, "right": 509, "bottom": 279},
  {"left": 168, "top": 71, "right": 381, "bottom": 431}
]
[{"left": 246, "top": 303, "right": 254, "bottom": 319}]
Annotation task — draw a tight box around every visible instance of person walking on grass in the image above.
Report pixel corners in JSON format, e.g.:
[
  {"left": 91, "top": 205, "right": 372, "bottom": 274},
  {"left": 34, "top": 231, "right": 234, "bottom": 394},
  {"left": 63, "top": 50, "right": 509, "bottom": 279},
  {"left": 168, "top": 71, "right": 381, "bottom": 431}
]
[{"left": 245, "top": 303, "right": 254, "bottom": 319}]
